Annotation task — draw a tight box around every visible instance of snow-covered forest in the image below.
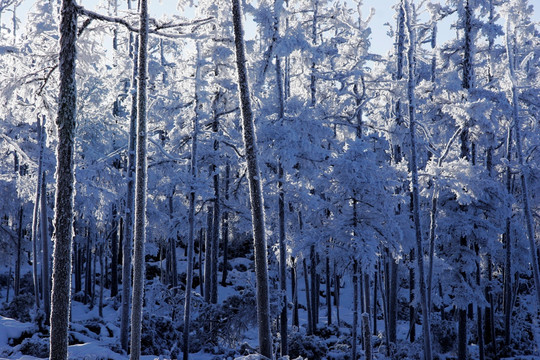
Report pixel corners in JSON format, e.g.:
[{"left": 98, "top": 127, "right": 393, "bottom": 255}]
[{"left": 0, "top": 0, "right": 539, "bottom": 359}]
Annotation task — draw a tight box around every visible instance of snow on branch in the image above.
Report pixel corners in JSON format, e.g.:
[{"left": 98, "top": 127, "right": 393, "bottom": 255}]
[{"left": 76, "top": 5, "right": 213, "bottom": 39}]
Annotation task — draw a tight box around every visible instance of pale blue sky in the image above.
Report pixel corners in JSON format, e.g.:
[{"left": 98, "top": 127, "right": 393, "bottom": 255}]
[{"left": 5, "top": 0, "right": 540, "bottom": 56}]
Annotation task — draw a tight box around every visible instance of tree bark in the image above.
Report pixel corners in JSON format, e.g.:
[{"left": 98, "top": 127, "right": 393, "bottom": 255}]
[
  {"left": 183, "top": 44, "right": 201, "bottom": 360},
  {"left": 31, "top": 117, "right": 45, "bottom": 311},
  {"left": 292, "top": 257, "right": 299, "bottom": 327},
  {"left": 231, "top": 0, "right": 273, "bottom": 356},
  {"left": 14, "top": 206, "right": 23, "bottom": 297},
  {"left": 352, "top": 261, "right": 359, "bottom": 360},
  {"left": 362, "top": 312, "right": 372, "bottom": 360},
  {"left": 111, "top": 204, "right": 118, "bottom": 297},
  {"left": 326, "top": 257, "right": 331, "bottom": 326},
  {"left": 221, "top": 163, "right": 231, "bottom": 287},
  {"left": 120, "top": 25, "right": 138, "bottom": 352},
  {"left": 204, "top": 206, "right": 213, "bottom": 303},
  {"left": 403, "top": 2, "right": 432, "bottom": 359},
  {"left": 130, "top": 0, "right": 149, "bottom": 356},
  {"left": 304, "top": 258, "right": 313, "bottom": 336},
  {"left": 41, "top": 173, "right": 50, "bottom": 321},
  {"left": 49, "top": 0, "right": 77, "bottom": 357}
]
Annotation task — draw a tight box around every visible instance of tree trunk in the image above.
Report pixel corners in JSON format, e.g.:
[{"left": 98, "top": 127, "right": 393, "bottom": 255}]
[
  {"left": 130, "top": 0, "right": 149, "bottom": 356},
  {"left": 85, "top": 228, "right": 92, "bottom": 305},
  {"left": 204, "top": 206, "right": 213, "bottom": 303},
  {"left": 120, "top": 25, "right": 138, "bottom": 352},
  {"left": 278, "top": 161, "right": 288, "bottom": 355},
  {"left": 49, "top": 0, "right": 77, "bottom": 357},
  {"left": 292, "top": 257, "right": 299, "bottom": 327},
  {"left": 504, "top": 126, "right": 513, "bottom": 347},
  {"left": 74, "top": 243, "right": 81, "bottom": 294},
  {"left": 388, "top": 255, "right": 398, "bottom": 345},
  {"left": 183, "top": 44, "right": 201, "bottom": 360},
  {"left": 362, "top": 312, "right": 372, "bottom": 360},
  {"left": 310, "top": 245, "right": 318, "bottom": 330},
  {"left": 326, "top": 257, "right": 331, "bottom": 326},
  {"left": 14, "top": 206, "right": 23, "bottom": 297},
  {"left": 476, "top": 244, "right": 485, "bottom": 360},
  {"left": 335, "top": 266, "right": 340, "bottom": 327},
  {"left": 199, "top": 228, "right": 204, "bottom": 298},
  {"left": 352, "top": 261, "right": 359, "bottom": 360},
  {"left": 41, "top": 173, "right": 50, "bottom": 321},
  {"left": 210, "top": 88, "right": 220, "bottom": 305},
  {"left": 111, "top": 204, "right": 118, "bottom": 298},
  {"left": 221, "top": 163, "right": 230, "bottom": 287},
  {"left": 31, "top": 117, "right": 45, "bottom": 310},
  {"left": 404, "top": 2, "right": 432, "bottom": 359},
  {"left": 231, "top": 0, "right": 273, "bottom": 356},
  {"left": 304, "top": 258, "right": 313, "bottom": 336},
  {"left": 99, "top": 244, "right": 104, "bottom": 318},
  {"left": 373, "top": 264, "right": 377, "bottom": 335},
  {"left": 409, "top": 250, "right": 415, "bottom": 342}
]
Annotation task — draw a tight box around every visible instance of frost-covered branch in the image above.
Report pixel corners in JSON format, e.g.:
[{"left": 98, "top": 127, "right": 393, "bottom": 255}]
[
  {"left": 148, "top": 137, "right": 188, "bottom": 163},
  {"left": 76, "top": 6, "right": 213, "bottom": 39}
]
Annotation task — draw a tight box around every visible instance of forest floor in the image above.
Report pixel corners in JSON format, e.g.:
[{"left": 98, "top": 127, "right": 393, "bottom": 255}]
[{"left": 1, "top": 254, "right": 540, "bottom": 359}]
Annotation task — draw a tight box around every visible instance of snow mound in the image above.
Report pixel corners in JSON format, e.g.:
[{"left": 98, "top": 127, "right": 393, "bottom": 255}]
[
  {"left": 0, "top": 316, "right": 36, "bottom": 346},
  {"left": 67, "top": 342, "right": 126, "bottom": 360}
]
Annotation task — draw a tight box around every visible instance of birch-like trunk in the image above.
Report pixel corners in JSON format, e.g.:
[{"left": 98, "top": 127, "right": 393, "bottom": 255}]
[
  {"left": 49, "top": 0, "right": 77, "bottom": 357},
  {"left": 183, "top": 43, "right": 201, "bottom": 360},
  {"left": 41, "top": 172, "right": 50, "bottom": 321},
  {"left": 404, "top": 2, "right": 432, "bottom": 359},
  {"left": 130, "top": 0, "right": 149, "bottom": 356},
  {"left": 31, "top": 117, "right": 45, "bottom": 311},
  {"left": 120, "top": 22, "right": 138, "bottom": 352},
  {"left": 504, "top": 126, "right": 513, "bottom": 346},
  {"left": 231, "top": 0, "right": 272, "bottom": 356}
]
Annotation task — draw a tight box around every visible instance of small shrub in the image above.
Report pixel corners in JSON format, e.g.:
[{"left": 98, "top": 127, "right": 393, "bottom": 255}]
[
  {"left": 288, "top": 331, "right": 328, "bottom": 360},
  {"left": 18, "top": 334, "right": 49, "bottom": 358},
  {"left": 431, "top": 319, "right": 456, "bottom": 354},
  {"left": 141, "top": 313, "right": 178, "bottom": 356},
  {"left": 1, "top": 293, "right": 34, "bottom": 322}
]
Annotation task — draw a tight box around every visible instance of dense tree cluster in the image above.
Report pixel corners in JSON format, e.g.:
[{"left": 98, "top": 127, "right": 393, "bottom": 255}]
[{"left": 0, "top": 0, "right": 539, "bottom": 359}]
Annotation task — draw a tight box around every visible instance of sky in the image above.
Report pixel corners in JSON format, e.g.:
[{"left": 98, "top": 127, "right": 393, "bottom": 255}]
[{"left": 3, "top": 0, "right": 540, "bottom": 56}]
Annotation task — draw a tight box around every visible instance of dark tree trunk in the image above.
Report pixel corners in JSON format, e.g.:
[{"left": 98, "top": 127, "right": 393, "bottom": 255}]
[
  {"left": 352, "top": 261, "right": 359, "bottom": 360},
  {"left": 49, "top": 1, "right": 77, "bottom": 357},
  {"left": 221, "top": 163, "right": 230, "bottom": 287},
  {"left": 326, "top": 257, "right": 331, "bottom": 325},
  {"left": 85, "top": 228, "right": 92, "bottom": 304},
  {"left": 14, "top": 207, "right": 23, "bottom": 297},
  {"left": 204, "top": 206, "right": 213, "bottom": 303},
  {"left": 292, "top": 257, "right": 299, "bottom": 327},
  {"left": 304, "top": 258, "right": 313, "bottom": 335},
  {"left": 199, "top": 228, "right": 204, "bottom": 298},
  {"left": 409, "top": 250, "right": 415, "bottom": 342},
  {"left": 310, "top": 245, "right": 318, "bottom": 330},
  {"left": 111, "top": 204, "right": 118, "bottom": 298}
]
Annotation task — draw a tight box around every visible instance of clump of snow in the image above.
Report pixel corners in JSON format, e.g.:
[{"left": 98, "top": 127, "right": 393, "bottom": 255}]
[
  {"left": 68, "top": 342, "right": 126, "bottom": 360},
  {"left": 0, "top": 316, "right": 36, "bottom": 347}
]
